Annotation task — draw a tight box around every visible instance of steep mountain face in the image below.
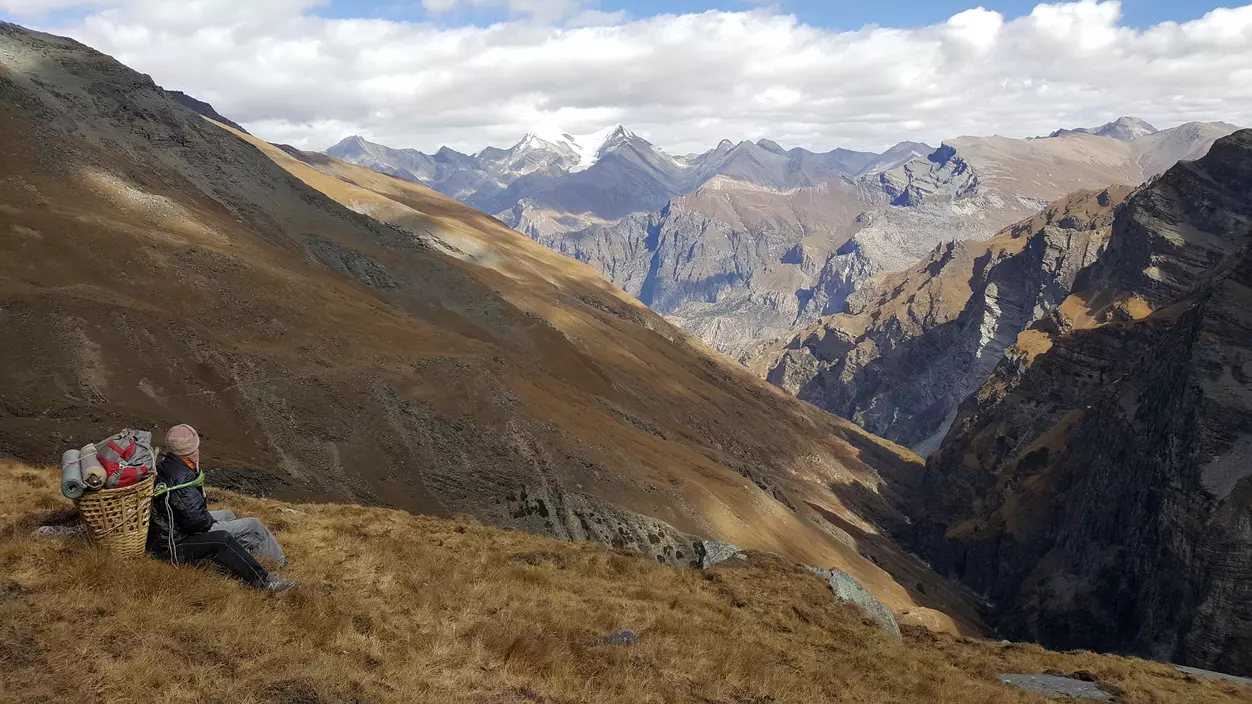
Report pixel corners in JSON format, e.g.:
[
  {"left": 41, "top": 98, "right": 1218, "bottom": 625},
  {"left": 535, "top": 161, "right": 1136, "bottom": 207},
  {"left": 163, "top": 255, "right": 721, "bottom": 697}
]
[
  {"left": 164, "top": 90, "right": 249, "bottom": 135},
  {"left": 914, "top": 130, "right": 1252, "bottom": 674},
  {"left": 751, "top": 186, "right": 1132, "bottom": 454},
  {"left": 531, "top": 176, "right": 891, "bottom": 353},
  {"left": 331, "top": 120, "right": 1236, "bottom": 357},
  {"left": 750, "top": 122, "right": 1241, "bottom": 418},
  {"left": 0, "top": 23, "right": 979, "bottom": 632}
]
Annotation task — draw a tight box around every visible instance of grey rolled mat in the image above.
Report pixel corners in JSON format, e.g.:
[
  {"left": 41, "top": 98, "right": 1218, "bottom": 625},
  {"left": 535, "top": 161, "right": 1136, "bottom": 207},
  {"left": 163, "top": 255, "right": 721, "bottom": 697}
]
[
  {"left": 79, "top": 443, "right": 106, "bottom": 490},
  {"left": 61, "top": 448, "right": 85, "bottom": 500}
]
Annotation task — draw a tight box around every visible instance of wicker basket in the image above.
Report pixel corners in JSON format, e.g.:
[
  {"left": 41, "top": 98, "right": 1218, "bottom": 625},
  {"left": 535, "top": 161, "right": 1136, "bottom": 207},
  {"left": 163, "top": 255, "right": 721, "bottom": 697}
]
[{"left": 74, "top": 473, "right": 155, "bottom": 558}]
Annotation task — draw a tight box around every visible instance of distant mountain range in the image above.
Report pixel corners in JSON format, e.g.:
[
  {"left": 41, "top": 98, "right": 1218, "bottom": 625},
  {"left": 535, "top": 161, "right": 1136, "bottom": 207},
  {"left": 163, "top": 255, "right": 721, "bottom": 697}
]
[
  {"left": 327, "top": 118, "right": 1240, "bottom": 357},
  {"left": 326, "top": 127, "right": 931, "bottom": 222}
]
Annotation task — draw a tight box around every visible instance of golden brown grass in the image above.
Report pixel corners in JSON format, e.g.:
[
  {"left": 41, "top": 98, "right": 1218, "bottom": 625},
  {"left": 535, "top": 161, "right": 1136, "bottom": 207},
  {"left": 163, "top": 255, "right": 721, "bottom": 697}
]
[{"left": 2, "top": 461, "right": 1248, "bottom": 704}]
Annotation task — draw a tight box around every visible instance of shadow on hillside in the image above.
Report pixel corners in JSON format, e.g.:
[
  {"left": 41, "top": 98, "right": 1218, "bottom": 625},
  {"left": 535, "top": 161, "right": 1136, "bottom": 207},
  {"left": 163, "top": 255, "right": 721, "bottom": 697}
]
[
  {"left": 791, "top": 313, "right": 974, "bottom": 453},
  {"left": 807, "top": 491, "right": 988, "bottom": 632}
]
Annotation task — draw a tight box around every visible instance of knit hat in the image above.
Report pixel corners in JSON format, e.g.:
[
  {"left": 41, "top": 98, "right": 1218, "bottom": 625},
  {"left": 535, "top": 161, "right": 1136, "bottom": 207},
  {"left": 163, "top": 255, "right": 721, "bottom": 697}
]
[{"left": 166, "top": 424, "right": 200, "bottom": 465}]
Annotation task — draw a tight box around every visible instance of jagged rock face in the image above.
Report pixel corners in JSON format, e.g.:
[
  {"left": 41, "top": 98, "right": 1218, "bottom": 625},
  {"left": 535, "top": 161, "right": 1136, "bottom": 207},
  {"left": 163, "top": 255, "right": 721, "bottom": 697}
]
[
  {"left": 640, "top": 181, "right": 886, "bottom": 353},
  {"left": 750, "top": 187, "right": 1131, "bottom": 452},
  {"left": 914, "top": 130, "right": 1252, "bottom": 674},
  {"left": 549, "top": 125, "right": 1233, "bottom": 357},
  {"left": 503, "top": 484, "right": 698, "bottom": 567},
  {"left": 515, "top": 177, "right": 892, "bottom": 357}
]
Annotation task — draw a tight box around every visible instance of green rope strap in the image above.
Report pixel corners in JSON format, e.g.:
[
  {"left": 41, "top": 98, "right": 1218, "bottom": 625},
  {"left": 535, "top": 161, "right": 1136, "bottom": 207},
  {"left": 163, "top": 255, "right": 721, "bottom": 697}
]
[
  {"left": 94, "top": 469, "right": 203, "bottom": 537},
  {"left": 152, "top": 471, "right": 205, "bottom": 498}
]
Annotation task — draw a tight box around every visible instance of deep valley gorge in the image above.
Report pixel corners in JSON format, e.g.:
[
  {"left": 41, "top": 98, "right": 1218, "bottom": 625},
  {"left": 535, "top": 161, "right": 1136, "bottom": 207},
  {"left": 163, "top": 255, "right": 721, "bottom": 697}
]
[{"left": 326, "top": 115, "right": 1252, "bottom": 675}]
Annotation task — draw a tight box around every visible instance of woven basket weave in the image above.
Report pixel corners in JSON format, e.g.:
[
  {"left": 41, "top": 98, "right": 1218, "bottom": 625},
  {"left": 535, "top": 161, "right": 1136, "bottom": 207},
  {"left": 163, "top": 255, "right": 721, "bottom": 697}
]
[{"left": 74, "top": 473, "right": 155, "bottom": 558}]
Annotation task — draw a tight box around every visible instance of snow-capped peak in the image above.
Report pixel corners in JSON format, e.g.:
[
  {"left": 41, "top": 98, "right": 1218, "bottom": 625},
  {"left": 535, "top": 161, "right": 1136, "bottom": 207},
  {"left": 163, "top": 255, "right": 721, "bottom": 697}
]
[
  {"left": 518, "top": 127, "right": 572, "bottom": 150},
  {"left": 514, "top": 124, "right": 636, "bottom": 173}
]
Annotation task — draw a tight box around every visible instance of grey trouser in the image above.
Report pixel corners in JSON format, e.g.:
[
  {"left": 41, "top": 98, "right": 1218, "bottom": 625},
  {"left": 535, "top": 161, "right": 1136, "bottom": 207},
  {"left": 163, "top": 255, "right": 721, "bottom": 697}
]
[{"left": 209, "top": 509, "right": 287, "bottom": 565}]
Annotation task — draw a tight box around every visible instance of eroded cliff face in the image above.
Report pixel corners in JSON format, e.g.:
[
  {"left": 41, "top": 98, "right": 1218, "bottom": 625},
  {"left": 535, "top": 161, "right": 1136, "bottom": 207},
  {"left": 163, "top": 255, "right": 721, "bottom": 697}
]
[
  {"left": 915, "top": 130, "right": 1252, "bottom": 674},
  {"left": 517, "top": 177, "right": 889, "bottom": 357},
  {"left": 751, "top": 186, "right": 1131, "bottom": 453}
]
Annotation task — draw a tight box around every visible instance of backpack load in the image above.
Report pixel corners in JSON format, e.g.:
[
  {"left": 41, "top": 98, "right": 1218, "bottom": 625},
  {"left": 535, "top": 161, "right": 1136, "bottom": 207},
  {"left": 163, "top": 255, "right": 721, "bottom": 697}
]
[
  {"left": 78, "top": 443, "right": 106, "bottom": 490},
  {"left": 60, "top": 448, "right": 85, "bottom": 500},
  {"left": 65, "top": 428, "right": 158, "bottom": 558},
  {"left": 94, "top": 429, "right": 157, "bottom": 489}
]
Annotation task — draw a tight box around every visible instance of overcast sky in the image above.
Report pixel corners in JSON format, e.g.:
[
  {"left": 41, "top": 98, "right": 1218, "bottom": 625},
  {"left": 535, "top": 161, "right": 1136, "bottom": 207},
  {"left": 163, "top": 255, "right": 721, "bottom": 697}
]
[{"left": 1, "top": 0, "right": 1248, "bottom": 154}]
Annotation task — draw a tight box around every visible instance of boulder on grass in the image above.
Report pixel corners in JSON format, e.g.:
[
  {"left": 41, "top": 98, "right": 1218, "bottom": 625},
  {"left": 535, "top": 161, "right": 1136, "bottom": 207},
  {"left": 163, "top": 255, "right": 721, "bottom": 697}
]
[
  {"left": 696, "top": 539, "right": 741, "bottom": 569},
  {"left": 806, "top": 566, "right": 900, "bottom": 637}
]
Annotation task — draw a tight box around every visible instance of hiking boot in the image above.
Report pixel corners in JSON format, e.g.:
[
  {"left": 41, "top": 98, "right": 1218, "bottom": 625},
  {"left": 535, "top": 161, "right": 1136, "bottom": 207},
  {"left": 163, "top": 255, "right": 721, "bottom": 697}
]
[{"left": 263, "top": 576, "right": 297, "bottom": 592}]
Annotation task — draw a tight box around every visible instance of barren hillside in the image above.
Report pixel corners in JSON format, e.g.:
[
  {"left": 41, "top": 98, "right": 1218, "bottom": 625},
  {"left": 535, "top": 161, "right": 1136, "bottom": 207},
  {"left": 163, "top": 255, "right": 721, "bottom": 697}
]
[{"left": 0, "top": 23, "right": 970, "bottom": 631}]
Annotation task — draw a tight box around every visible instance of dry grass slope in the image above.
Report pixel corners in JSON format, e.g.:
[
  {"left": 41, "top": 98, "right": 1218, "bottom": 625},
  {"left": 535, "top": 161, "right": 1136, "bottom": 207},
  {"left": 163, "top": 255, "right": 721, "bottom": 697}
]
[{"left": 3, "top": 462, "right": 1250, "bottom": 704}]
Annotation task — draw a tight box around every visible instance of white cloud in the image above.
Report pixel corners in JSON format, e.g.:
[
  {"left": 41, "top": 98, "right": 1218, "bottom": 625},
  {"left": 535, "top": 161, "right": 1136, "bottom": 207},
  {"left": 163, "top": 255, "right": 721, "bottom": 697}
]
[
  {"left": 0, "top": 0, "right": 103, "bottom": 10},
  {"left": 422, "top": 0, "right": 597, "bottom": 21},
  {"left": 6, "top": 0, "right": 1250, "bottom": 154}
]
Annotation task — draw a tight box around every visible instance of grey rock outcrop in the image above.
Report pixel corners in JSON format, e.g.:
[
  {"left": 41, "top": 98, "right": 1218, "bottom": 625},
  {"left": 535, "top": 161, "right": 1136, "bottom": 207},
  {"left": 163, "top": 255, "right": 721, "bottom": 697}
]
[
  {"left": 696, "top": 539, "right": 741, "bottom": 568},
  {"left": 996, "top": 674, "right": 1113, "bottom": 701},
  {"left": 493, "top": 484, "right": 700, "bottom": 568},
  {"left": 807, "top": 566, "right": 901, "bottom": 637},
  {"left": 597, "top": 629, "right": 639, "bottom": 646}
]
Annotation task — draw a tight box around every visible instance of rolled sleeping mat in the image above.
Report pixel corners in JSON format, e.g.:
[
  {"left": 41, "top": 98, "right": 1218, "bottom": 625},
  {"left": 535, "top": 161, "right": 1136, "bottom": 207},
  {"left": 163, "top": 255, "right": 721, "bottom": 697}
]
[
  {"left": 79, "top": 443, "right": 106, "bottom": 490},
  {"left": 60, "top": 448, "right": 85, "bottom": 500}
]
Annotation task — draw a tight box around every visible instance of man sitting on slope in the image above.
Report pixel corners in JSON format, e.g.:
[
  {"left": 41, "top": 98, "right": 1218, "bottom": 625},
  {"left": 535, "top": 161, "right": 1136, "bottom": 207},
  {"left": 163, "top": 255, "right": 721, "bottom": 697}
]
[{"left": 147, "top": 424, "right": 295, "bottom": 591}]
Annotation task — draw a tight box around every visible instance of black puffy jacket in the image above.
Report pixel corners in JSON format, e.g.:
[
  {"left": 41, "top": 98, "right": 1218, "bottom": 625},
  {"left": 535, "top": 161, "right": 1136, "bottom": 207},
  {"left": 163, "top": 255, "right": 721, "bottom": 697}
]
[{"left": 147, "top": 454, "right": 212, "bottom": 557}]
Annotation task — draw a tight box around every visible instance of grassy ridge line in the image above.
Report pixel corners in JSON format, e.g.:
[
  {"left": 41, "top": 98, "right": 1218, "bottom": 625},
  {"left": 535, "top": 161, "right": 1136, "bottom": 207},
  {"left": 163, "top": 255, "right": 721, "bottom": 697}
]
[{"left": 1, "top": 461, "right": 1247, "bottom": 704}]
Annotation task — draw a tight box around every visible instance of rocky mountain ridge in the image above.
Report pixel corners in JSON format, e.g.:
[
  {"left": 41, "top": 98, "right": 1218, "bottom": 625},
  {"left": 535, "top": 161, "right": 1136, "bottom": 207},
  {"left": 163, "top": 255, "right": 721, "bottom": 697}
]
[
  {"left": 751, "top": 185, "right": 1133, "bottom": 454},
  {"left": 1049, "top": 115, "right": 1159, "bottom": 140},
  {"left": 326, "top": 130, "right": 926, "bottom": 210},
  {"left": 330, "top": 119, "right": 1239, "bottom": 356}
]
